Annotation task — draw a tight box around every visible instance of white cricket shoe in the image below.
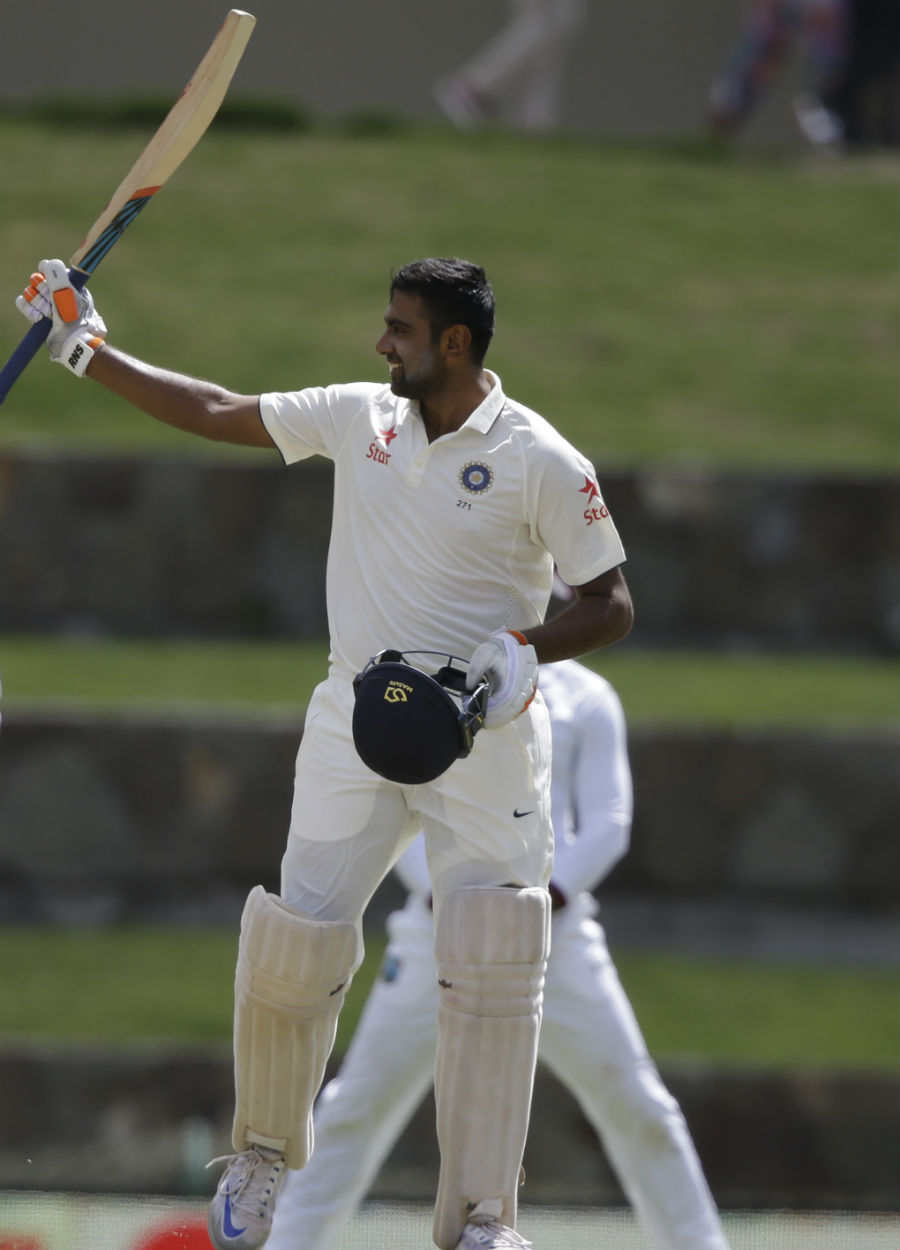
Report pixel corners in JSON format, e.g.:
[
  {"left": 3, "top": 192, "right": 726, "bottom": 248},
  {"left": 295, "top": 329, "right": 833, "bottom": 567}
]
[
  {"left": 457, "top": 1201, "right": 534, "bottom": 1249},
  {"left": 207, "top": 1144, "right": 287, "bottom": 1250},
  {"left": 433, "top": 77, "right": 492, "bottom": 130},
  {"left": 792, "top": 92, "right": 844, "bottom": 150}
]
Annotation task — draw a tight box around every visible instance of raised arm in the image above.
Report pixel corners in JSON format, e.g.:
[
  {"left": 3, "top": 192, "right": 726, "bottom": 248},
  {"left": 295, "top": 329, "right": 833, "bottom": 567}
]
[
  {"left": 15, "top": 258, "right": 274, "bottom": 449},
  {"left": 87, "top": 345, "right": 273, "bottom": 448}
]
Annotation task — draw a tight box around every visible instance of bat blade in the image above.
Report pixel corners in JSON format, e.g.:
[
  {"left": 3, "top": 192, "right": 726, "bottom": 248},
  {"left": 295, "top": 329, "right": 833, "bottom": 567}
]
[
  {"left": 70, "top": 9, "right": 256, "bottom": 273},
  {"left": 0, "top": 8, "right": 256, "bottom": 405}
]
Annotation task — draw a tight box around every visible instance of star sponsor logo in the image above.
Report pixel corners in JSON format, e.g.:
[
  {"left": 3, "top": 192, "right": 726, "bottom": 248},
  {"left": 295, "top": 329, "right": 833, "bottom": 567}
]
[
  {"left": 366, "top": 423, "right": 397, "bottom": 466},
  {"left": 579, "top": 475, "right": 600, "bottom": 502},
  {"left": 580, "top": 475, "right": 609, "bottom": 525}
]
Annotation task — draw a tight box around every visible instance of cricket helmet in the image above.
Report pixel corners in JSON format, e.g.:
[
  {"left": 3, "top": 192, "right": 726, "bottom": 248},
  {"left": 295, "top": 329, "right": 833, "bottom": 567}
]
[{"left": 352, "top": 649, "right": 489, "bottom": 784}]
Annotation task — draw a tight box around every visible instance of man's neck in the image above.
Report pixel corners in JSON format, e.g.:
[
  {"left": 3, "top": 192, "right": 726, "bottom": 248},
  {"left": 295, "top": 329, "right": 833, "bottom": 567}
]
[{"left": 419, "top": 371, "right": 493, "bottom": 443}]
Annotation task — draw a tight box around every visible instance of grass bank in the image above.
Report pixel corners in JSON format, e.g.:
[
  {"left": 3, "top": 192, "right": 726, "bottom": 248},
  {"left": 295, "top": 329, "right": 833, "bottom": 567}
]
[
  {"left": 0, "top": 637, "right": 895, "bottom": 728},
  {"left": 0, "top": 121, "right": 894, "bottom": 469},
  {"left": 0, "top": 926, "right": 894, "bottom": 1069}
]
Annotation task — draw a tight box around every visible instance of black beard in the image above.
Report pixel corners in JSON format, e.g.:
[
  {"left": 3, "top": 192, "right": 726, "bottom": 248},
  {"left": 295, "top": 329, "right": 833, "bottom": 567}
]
[
  {"left": 390, "top": 357, "right": 446, "bottom": 401},
  {"left": 389, "top": 373, "right": 414, "bottom": 397}
]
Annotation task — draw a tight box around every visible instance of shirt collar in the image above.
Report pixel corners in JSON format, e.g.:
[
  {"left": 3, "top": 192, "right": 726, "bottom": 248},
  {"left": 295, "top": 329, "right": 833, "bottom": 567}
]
[
  {"left": 462, "top": 370, "right": 506, "bottom": 434},
  {"left": 403, "top": 370, "right": 506, "bottom": 435}
]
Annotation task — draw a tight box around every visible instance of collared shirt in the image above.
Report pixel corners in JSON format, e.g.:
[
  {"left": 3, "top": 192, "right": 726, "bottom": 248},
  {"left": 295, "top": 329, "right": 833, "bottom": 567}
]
[{"left": 260, "top": 372, "right": 625, "bottom": 679}]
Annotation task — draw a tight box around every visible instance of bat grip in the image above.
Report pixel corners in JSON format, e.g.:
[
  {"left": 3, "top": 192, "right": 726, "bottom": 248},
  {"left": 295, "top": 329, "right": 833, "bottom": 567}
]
[{"left": 0, "top": 266, "right": 90, "bottom": 405}]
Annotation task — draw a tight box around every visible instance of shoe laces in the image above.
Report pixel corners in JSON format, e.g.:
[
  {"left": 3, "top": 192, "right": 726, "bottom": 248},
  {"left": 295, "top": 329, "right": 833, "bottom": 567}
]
[
  {"left": 207, "top": 1146, "right": 285, "bottom": 1215},
  {"left": 466, "top": 1218, "right": 533, "bottom": 1248}
]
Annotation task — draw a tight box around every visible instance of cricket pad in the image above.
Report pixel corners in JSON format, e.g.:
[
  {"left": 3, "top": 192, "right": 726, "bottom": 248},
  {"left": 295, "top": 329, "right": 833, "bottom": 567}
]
[
  {"left": 232, "top": 885, "right": 361, "bottom": 1169},
  {"left": 432, "top": 884, "right": 551, "bottom": 1249}
]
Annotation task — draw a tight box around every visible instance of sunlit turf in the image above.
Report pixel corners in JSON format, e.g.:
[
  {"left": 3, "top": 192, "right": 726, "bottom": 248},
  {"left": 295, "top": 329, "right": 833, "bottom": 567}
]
[
  {"left": 0, "top": 927, "right": 894, "bottom": 1070},
  {"left": 0, "top": 636, "right": 894, "bottom": 729},
  {"left": 0, "top": 120, "right": 895, "bottom": 470}
]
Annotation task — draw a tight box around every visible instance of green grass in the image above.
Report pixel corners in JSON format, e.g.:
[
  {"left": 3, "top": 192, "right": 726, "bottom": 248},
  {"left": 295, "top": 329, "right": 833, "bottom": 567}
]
[
  {"left": 0, "top": 927, "right": 894, "bottom": 1070},
  {"left": 612, "top": 951, "right": 898, "bottom": 1071},
  {"left": 0, "top": 120, "right": 895, "bottom": 469},
  {"left": 0, "top": 636, "right": 895, "bottom": 728}
]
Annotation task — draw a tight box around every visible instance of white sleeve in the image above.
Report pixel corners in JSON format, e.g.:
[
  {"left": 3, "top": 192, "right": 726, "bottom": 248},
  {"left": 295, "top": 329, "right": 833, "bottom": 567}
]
[
  {"left": 392, "top": 834, "right": 431, "bottom": 898},
  {"left": 259, "top": 382, "right": 379, "bottom": 465},
  {"left": 551, "top": 682, "right": 633, "bottom": 901},
  {"left": 528, "top": 433, "right": 626, "bottom": 588}
]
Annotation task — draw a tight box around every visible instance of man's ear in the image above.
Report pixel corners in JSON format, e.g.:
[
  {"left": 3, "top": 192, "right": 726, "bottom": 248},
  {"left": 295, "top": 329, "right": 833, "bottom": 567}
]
[{"left": 441, "top": 323, "right": 473, "bottom": 359}]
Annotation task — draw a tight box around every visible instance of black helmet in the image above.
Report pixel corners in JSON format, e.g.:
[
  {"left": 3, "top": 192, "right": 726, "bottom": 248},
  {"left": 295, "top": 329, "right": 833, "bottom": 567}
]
[{"left": 352, "top": 650, "right": 489, "bottom": 784}]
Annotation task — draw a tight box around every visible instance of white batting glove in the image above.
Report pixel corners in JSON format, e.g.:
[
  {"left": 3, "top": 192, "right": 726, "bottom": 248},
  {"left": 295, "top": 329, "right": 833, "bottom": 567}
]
[
  {"left": 16, "top": 259, "right": 107, "bottom": 376},
  {"left": 466, "top": 629, "right": 538, "bottom": 729}
]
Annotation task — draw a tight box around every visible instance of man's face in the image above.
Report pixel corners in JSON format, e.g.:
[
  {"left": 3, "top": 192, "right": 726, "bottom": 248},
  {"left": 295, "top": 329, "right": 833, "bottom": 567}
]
[{"left": 375, "top": 290, "right": 448, "bottom": 399}]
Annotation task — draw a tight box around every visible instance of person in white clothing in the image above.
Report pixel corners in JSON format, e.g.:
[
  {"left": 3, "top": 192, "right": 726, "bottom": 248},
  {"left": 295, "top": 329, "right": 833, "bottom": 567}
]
[
  {"left": 434, "top": 0, "right": 587, "bottom": 133},
  {"left": 15, "top": 256, "right": 633, "bottom": 1250},
  {"left": 267, "top": 660, "right": 731, "bottom": 1250}
]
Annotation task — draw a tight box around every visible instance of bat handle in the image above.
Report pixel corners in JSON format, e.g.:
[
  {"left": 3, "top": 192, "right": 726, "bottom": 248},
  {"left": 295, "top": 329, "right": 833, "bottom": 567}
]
[{"left": 0, "top": 266, "right": 90, "bottom": 406}]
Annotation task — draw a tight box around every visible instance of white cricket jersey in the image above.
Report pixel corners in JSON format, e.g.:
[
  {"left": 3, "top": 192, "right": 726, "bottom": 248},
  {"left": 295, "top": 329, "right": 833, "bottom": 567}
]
[
  {"left": 259, "top": 372, "right": 625, "bottom": 679},
  {"left": 537, "top": 659, "right": 632, "bottom": 899}
]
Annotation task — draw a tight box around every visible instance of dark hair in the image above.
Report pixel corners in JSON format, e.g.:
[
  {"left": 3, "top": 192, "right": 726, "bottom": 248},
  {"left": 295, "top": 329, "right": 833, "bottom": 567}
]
[{"left": 390, "top": 258, "right": 495, "bottom": 364}]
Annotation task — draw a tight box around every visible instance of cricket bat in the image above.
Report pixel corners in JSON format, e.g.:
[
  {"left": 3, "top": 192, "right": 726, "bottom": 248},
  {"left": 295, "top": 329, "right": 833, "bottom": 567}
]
[{"left": 0, "top": 8, "right": 256, "bottom": 405}]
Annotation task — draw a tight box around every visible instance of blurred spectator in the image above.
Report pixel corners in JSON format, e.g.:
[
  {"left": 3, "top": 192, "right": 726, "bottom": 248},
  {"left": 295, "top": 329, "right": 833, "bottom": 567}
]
[
  {"left": 708, "top": 0, "right": 850, "bottom": 147},
  {"left": 434, "top": 0, "right": 586, "bottom": 133}
]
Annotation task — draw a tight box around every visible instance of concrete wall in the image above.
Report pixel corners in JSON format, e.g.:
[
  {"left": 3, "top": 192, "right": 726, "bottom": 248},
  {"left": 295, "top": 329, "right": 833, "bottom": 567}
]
[
  {"left": 1, "top": 709, "right": 895, "bottom": 925},
  {"left": 1, "top": 452, "right": 896, "bottom": 651},
  {"left": 0, "top": 1044, "right": 896, "bottom": 1209},
  {"left": 0, "top": 0, "right": 817, "bottom": 150}
]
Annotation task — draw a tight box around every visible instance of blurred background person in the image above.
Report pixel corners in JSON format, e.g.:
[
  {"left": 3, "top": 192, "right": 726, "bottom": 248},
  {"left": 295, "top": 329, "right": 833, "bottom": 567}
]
[
  {"left": 267, "top": 657, "right": 731, "bottom": 1250},
  {"left": 708, "top": 0, "right": 850, "bottom": 147},
  {"left": 434, "top": 0, "right": 586, "bottom": 133}
]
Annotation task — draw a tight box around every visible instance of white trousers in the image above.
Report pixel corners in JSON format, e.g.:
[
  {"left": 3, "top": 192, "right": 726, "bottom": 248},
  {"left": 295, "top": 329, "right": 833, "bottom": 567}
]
[
  {"left": 280, "top": 675, "right": 553, "bottom": 923},
  {"left": 461, "top": 0, "right": 587, "bottom": 130},
  {"left": 266, "top": 895, "right": 730, "bottom": 1250}
]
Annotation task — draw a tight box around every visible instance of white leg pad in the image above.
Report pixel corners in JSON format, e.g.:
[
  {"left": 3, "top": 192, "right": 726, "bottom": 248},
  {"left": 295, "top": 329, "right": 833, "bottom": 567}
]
[
  {"left": 232, "top": 885, "right": 360, "bottom": 1170},
  {"left": 432, "top": 885, "right": 551, "bottom": 1250}
]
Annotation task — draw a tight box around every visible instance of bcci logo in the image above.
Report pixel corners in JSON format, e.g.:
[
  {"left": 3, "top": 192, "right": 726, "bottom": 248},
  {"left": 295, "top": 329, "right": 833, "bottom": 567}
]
[
  {"left": 459, "top": 461, "right": 494, "bottom": 494},
  {"left": 384, "top": 681, "right": 412, "bottom": 703}
]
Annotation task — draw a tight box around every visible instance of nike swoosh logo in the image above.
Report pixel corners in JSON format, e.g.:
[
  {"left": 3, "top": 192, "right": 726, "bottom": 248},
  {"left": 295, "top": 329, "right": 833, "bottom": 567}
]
[
  {"left": 223, "top": 1195, "right": 248, "bottom": 1239},
  {"left": 513, "top": 808, "right": 533, "bottom": 818}
]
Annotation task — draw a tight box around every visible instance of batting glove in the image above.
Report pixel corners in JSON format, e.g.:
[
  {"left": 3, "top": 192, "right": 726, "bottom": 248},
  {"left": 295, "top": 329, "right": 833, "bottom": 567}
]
[
  {"left": 466, "top": 629, "right": 538, "bottom": 729},
  {"left": 16, "top": 259, "right": 107, "bottom": 376}
]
